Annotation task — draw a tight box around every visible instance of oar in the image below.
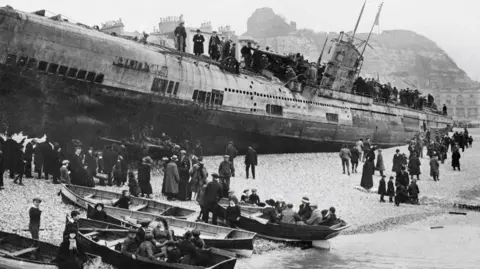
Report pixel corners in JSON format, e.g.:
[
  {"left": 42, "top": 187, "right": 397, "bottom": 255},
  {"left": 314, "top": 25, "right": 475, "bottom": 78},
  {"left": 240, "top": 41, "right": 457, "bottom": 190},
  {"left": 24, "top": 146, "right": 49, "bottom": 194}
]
[
  {"left": 78, "top": 228, "right": 127, "bottom": 233},
  {"left": 12, "top": 228, "right": 56, "bottom": 232}
]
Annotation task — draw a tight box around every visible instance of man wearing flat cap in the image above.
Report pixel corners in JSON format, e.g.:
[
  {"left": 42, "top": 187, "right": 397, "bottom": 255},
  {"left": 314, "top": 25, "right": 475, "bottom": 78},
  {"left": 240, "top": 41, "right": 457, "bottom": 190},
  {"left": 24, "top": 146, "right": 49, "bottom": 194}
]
[
  {"left": 193, "top": 29, "right": 205, "bottom": 56},
  {"left": 203, "top": 173, "right": 223, "bottom": 224},
  {"left": 218, "top": 155, "right": 235, "bottom": 198},
  {"left": 174, "top": 20, "right": 187, "bottom": 52},
  {"left": 122, "top": 228, "right": 139, "bottom": 256}
]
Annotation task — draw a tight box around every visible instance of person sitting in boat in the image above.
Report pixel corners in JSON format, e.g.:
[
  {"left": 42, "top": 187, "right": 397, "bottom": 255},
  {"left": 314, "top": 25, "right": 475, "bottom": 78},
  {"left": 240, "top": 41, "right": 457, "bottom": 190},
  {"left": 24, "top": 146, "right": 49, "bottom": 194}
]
[
  {"left": 225, "top": 199, "right": 241, "bottom": 228},
  {"left": 122, "top": 228, "right": 139, "bottom": 258},
  {"left": 249, "top": 189, "right": 265, "bottom": 206},
  {"left": 136, "top": 219, "right": 152, "bottom": 245},
  {"left": 176, "top": 231, "right": 198, "bottom": 264},
  {"left": 113, "top": 190, "right": 131, "bottom": 209},
  {"left": 304, "top": 203, "right": 324, "bottom": 225},
  {"left": 228, "top": 190, "right": 239, "bottom": 204},
  {"left": 298, "top": 196, "right": 312, "bottom": 221},
  {"left": 137, "top": 233, "right": 163, "bottom": 260},
  {"left": 165, "top": 241, "right": 181, "bottom": 263},
  {"left": 152, "top": 220, "right": 171, "bottom": 245},
  {"left": 240, "top": 189, "right": 251, "bottom": 203},
  {"left": 63, "top": 210, "right": 80, "bottom": 239},
  {"left": 280, "top": 203, "right": 302, "bottom": 224},
  {"left": 56, "top": 227, "right": 87, "bottom": 269},
  {"left": 274, "top": 197, "right": 286, "bottom": 215},
  {"left": 261, "top": 199, "right": 278, "bottom": 223},
  {"left": 89, "top": 203, "right": 107, "bottom": 222},
  {"left": 191, "top": 229, "right": 205, "bottom": 249},
  {"left": 323, "top": 207, "right": 339, "bottom": 226}
]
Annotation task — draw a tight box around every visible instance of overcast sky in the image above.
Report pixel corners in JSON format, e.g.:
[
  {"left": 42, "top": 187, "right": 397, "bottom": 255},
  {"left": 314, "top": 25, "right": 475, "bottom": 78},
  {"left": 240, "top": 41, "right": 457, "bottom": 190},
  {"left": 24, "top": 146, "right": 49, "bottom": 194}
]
[{"left": 5, "top": 0, "right": 480, "bottom": 81}]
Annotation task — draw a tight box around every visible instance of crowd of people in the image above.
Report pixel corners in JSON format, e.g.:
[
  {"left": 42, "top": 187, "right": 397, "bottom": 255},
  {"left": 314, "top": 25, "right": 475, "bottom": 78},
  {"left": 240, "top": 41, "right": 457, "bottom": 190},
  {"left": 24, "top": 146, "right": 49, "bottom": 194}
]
[{"left": 339, "top": 128, "right": 472, "bottom": 206}]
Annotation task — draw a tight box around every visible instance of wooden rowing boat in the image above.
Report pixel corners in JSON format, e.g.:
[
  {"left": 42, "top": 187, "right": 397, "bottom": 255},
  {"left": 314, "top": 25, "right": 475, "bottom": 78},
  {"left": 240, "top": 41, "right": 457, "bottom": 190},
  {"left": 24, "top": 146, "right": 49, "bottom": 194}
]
[
  {"left": 60, "top": 184, "right": 196, "bottom": 219},
  {"left": 87, "top": 204, "right": 256, "bottom": 257},
  {"left": 0, "top": 230, "right": 101, "bottom": 269},
  {"left": 216, "top": 200, "right": 350, "bottom": 242},
  {"left": 76, "top": 218, "right": 237, "bottom": 269}
]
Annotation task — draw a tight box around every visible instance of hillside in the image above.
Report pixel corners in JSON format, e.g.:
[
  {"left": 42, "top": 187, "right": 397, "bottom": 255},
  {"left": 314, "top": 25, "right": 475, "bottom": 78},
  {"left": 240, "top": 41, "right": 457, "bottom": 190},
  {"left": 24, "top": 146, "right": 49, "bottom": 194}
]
[{"left": 243, "top": 8, "right": 474, "bottom": 90}]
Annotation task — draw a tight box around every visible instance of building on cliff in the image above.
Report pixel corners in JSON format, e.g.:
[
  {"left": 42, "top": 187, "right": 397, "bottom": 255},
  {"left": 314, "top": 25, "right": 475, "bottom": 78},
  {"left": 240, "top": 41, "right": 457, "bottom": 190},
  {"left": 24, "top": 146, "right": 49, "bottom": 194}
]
[
  {"left": 429, "top": 87, "right": 480, "bottom": 123},
  {"left": 266, "top": 34, "right": 318, "bottom": 60}
]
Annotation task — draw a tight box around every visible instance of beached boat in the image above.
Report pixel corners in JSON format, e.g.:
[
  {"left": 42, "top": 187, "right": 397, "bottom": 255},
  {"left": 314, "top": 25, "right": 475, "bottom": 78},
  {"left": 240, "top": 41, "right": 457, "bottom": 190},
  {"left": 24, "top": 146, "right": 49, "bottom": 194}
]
[
  {"left": 60, "top": 184, "right": 196, "bottom": 219},
  {"left": 76, "top": 218, "right": 237, "bottom": 269},
  {"left": 0, "top": 230, "right": 101, "bottom": 269},
  {"left": 216, "top": 201, "right": 349, "bottom": 243},
  {"left": 87, "top": 204, "right": 256, "bottom": 257}
]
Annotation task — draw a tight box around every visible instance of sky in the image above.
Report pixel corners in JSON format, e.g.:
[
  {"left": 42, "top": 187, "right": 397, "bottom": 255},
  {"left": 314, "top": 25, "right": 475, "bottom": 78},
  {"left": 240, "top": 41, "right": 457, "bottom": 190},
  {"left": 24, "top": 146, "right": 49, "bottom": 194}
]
[{"left": 4, "top": 0, "right": 480, "bottom": 81}]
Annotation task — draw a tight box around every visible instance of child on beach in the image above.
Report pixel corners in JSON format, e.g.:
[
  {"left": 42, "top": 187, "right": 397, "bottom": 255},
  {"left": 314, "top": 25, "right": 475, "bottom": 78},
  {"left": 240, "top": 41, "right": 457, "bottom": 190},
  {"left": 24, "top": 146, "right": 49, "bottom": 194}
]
[
  {"left": 407, "top": 179, "right": 420, "bottom": 205},
  {"left": 387, "top": 176, "right": 395, "bottom": 203},
  {"left": 377, "top": 175, "right": 386, "bottom": 202}
]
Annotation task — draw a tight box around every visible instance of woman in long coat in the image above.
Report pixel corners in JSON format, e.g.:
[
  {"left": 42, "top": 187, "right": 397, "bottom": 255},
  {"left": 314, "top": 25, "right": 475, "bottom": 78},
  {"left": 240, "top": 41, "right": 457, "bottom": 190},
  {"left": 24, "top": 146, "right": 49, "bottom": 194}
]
[
  {"left": 360, "top": 156, "right": 375, "bottom": 190},
  {"left": 451, "top": 148, "right": 461, "bottom": 171},
  {"left": 408, "top": 152, "right": 421, "bottom": 180},
  {"left": 138, "top": 157, "right": 153, "bottom": 198},
  {"left": 375, "top": 149, "right": 385, "bottom": 176},
  {"left": 164, "top": 156, "right": 180, "bottom": 200},
  {"left": 391, "top": 149, "right": 403, "bottom": 173}
]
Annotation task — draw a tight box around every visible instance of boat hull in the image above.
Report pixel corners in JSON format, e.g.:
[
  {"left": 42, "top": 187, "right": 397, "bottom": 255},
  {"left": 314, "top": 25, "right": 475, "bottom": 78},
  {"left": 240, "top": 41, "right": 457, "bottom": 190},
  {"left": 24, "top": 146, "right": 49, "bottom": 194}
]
[
  {"left": 76, "top": 218, "right": 237, "bottom": 269},
  {"left": 87, "top": 204, "right": 255, "bottom": 257},
  {"left": 0, "top": 231, "right": 101, "bottom": 269},
  {"left": 59, "top": 184, "right": 196, "bottom": 219},
  {"left": 0, "top": 63, "right": 452, "bottom": 155},
  {"left": 215, "top": 205, "right": 348, "bottom": 242}
]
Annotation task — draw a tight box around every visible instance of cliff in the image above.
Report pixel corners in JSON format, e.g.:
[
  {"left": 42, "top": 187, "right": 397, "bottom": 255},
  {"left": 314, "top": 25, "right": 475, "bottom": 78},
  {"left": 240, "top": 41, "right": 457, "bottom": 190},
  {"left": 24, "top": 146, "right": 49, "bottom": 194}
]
[{"left": 243, "top": 8, "right": 474, "bottom": 90}]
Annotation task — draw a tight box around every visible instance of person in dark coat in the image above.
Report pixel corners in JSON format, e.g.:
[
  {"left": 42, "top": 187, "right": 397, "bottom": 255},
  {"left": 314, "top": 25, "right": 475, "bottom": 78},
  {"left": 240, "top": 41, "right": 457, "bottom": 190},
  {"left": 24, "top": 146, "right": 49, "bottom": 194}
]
[
  {"left": 429, "top": 155, "right": 440, "bottom": 181},
  {"left": 408, "top": 152, "right": 421, "bottom": 180},
  {"left": 42, "top": 141, "right": 56, "bottom": 180},
  {"left": 208, "top": 31, "right": 221, "bottom": 61},
  {"left": 3, "top": 134, "right": 19, "bottom": 179},
  {"left": 350, "top": 146, "right": 360, "bottom": 173},
  {"left": 392, "top": 149, "right": 402, "bottom": 173},
  {"left": 33, "top": 141, "right": 44, "bottom": 179},
  {"left": 69, "top": 147, "right": 85, "bottom": 185},
  {"left": 407, "top": 179, "right": 420, "bottom": 204},
  {"left": 89, "top": 203, "right": 107, "bottom": 222},
  {"left": 63, "top": 211, "right": 81, "bottom": 239},
  {"left": 113, "top": 190, "right": 131, "bottom": 209},
  {"left": 29, "top": 198, "right": 42, "bottom": 239},
  {"left": 452, "top": 148, "right": 461, "bottom": 171},
  {"left": 193, "top": 30, "right": 205, "bottom": 56},
  {"left": 56, "top": 228, "right": 87, "bottom": 269},
  {"left": 84, "top": 147, "right": 97, "bottom": 177},
  {"left": 298, "top": 196, "right": 312, "bottom": 220},
  {"left": 13, "top": 148, "right": 26, "bottom": 185},
  {"left": 377, "top": 175, "right": 386, "bottom": 202},
  {"left": 394, "top": 183, "right": 407, "bottom": 206},
  {"left": 174, "top": 21, "right": 187, "bottom": 52},
  {"left": 224, "top": 200, "right": 241, "bottom": 228},
  {"left": 138, "top": 157, "right": 153, "bottom": 198},
  {"left": 221, "top": 40, "right": 231, "bottom": 60},
  {"left": 112, "top": 158, "right": 123, "bottom": 187},
  {"left": 218, "top": 155, "right": 235, "bottom": 198},
  {"left": 360, "top": 156, "right": 375, "bottom": 190},
  {"left": 127, "top": 171, "right": 141, "bottom": 197},
  {"left": 386, "top": 176, "right": 395, "bottom": 203},
  {"left": 375, "top": 149, "right": 385, "bottom": 176},
  {"left": 193, "top": 140, "right": 203, "bottom": 157},
  {"left": 202, "top": 174, "right": 223, "bottom": 225},
  {"left": 164, "top": 155, "right": 180, "bottom": 200},
  {"left": 24, "top": 140, "right": 34, "bottom": 178},
  {"left": 396, "top": 166, "right": 410, "bottom": 188},
  {"left": 177, "top": 151, "right": 191, "bottom": 201},
  {"left": 225, "top": 141, "right": 238, "bottom": 163},
  {"left": 244, "top": 146, "right": 257, "bottom": 179}
]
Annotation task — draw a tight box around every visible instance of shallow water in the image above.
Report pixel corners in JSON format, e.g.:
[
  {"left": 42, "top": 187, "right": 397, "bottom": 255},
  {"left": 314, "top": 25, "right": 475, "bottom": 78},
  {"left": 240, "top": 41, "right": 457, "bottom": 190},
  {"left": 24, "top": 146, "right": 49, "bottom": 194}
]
[{"left": 237, "top": 212, "right": 480, "bottom": 269}]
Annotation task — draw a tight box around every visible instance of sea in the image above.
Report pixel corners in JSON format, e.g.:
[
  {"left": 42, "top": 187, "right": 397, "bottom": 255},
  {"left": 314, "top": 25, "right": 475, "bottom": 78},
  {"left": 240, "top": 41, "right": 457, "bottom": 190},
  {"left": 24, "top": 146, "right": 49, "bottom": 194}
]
[{"left": 236, "top": 212, "right": 480, "bottom": 269}]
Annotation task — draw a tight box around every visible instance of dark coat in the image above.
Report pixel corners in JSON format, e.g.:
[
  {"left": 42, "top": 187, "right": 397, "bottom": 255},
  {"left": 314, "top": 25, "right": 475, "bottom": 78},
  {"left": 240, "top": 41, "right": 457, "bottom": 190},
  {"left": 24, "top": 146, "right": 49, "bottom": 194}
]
[
  {"left": 245, "top": 148, "right": 258, "bottom": 165},
  {"left": 3, "top": 138, "right": 19, "bottom": 171},
  {"left": 24, "top": 142, "right": 34, "bottom": 161},
  {"left": 194, "top": 145, "right": 203, "bottom": 157},
  {"left": 113, "top": 196, "right": 130, "bottom": 209},
  {"left": 360, "top": 159, "right": 374, "bottom": 189},
  {"left": 29, "top": 206, "right": 42, "bottom": 228},
  {"left": 298, "top": 204, "right": 312, "bottom": 220},
  {"left": 387, "top": 180, "right": 395, "bottom": 196},
  {"left": 103, "top": 148, "right": 118, "bottom": 174},
  {"left": 138, "top": 163, "right": 152, "bottom": 195},
  {"left": 41, "top": 142, "right": 56, "bottom": 175},
  {"left": 407, "top": 182, "right": 420, "bottom": 196},
  {"left": 84, "top": 152, "right": 97, "bottom": 174},
  {"left": 452, "top": 151, "right": 461, "bottom": 167},
  {"left": 90, "top": 209, "right": 107, "bottom": 222},
  {"left": 56, "top": 238, "right": 86, "bottom": 269},
  {"left": 408, "top": 156, "right": 421, "bottom": 176},
  {"left": 350, "top": 147, "right": 360, "bottom": 163},
  {"left": 377, "top": 178, "right": 386, "bottom": 195},
  {"left": 392, "top": 154, "right": 403, "bottom": 173},
  {"left": 128, "top": 175, "right": 141, "bottom": 197},
  {"left": 225, "top": 205, "right": 241, "bottom": 222},
  {"left": 396, "top": 171, "right": 410, "bottom": 187},
  {"left": 430, "top": 157, "right": 440, "bottom": 177},
  {"left": 225, "top": 145, "right": 238, "bottom": 160},
  {"left": 218, "top": 160, "right": 234, "bottom": 177},
  {"left": 208, "top": 36, "right": 221, "bottom": 56},
  {"left": 203, "top": 180, "right": 222, "bottom": 206},
  {"left": 193, "top": 34, "right": 205, "bottom": 54},
  {"left": 178, "top": 157, "right": 191, "bottom": 181}
]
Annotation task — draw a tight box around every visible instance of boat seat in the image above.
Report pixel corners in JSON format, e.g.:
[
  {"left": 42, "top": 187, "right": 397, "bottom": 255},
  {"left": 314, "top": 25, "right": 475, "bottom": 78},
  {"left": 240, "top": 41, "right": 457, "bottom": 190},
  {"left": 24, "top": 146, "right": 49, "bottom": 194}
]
[
  {"left": 83, "top": 231, "right": 99, "bottom": 237},
  {"left": 0, "top": 247, "right": 38, "bottom": 257},
  {"left": 84, "top": 194, "right": 95, "bottom": 199},
  {"left": 106, "top": 237, "right": 127, "bottom": 248},
  {"left": 130, "top": 204, "right": 148, "bottom": 211}
]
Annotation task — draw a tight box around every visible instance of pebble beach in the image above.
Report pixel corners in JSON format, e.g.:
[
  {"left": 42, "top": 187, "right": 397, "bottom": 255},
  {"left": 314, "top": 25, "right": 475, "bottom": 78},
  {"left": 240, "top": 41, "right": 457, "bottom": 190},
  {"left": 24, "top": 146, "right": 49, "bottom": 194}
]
[{"left": 1, "top": 128, "right": 479, "bottom": 268}]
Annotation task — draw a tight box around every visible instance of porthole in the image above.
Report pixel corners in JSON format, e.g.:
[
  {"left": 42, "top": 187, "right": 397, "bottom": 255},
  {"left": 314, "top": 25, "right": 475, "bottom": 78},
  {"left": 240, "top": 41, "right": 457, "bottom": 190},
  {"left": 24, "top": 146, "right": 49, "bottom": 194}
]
[{"left": 254, "top": 103, "right": 257, "bottom": 106}]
